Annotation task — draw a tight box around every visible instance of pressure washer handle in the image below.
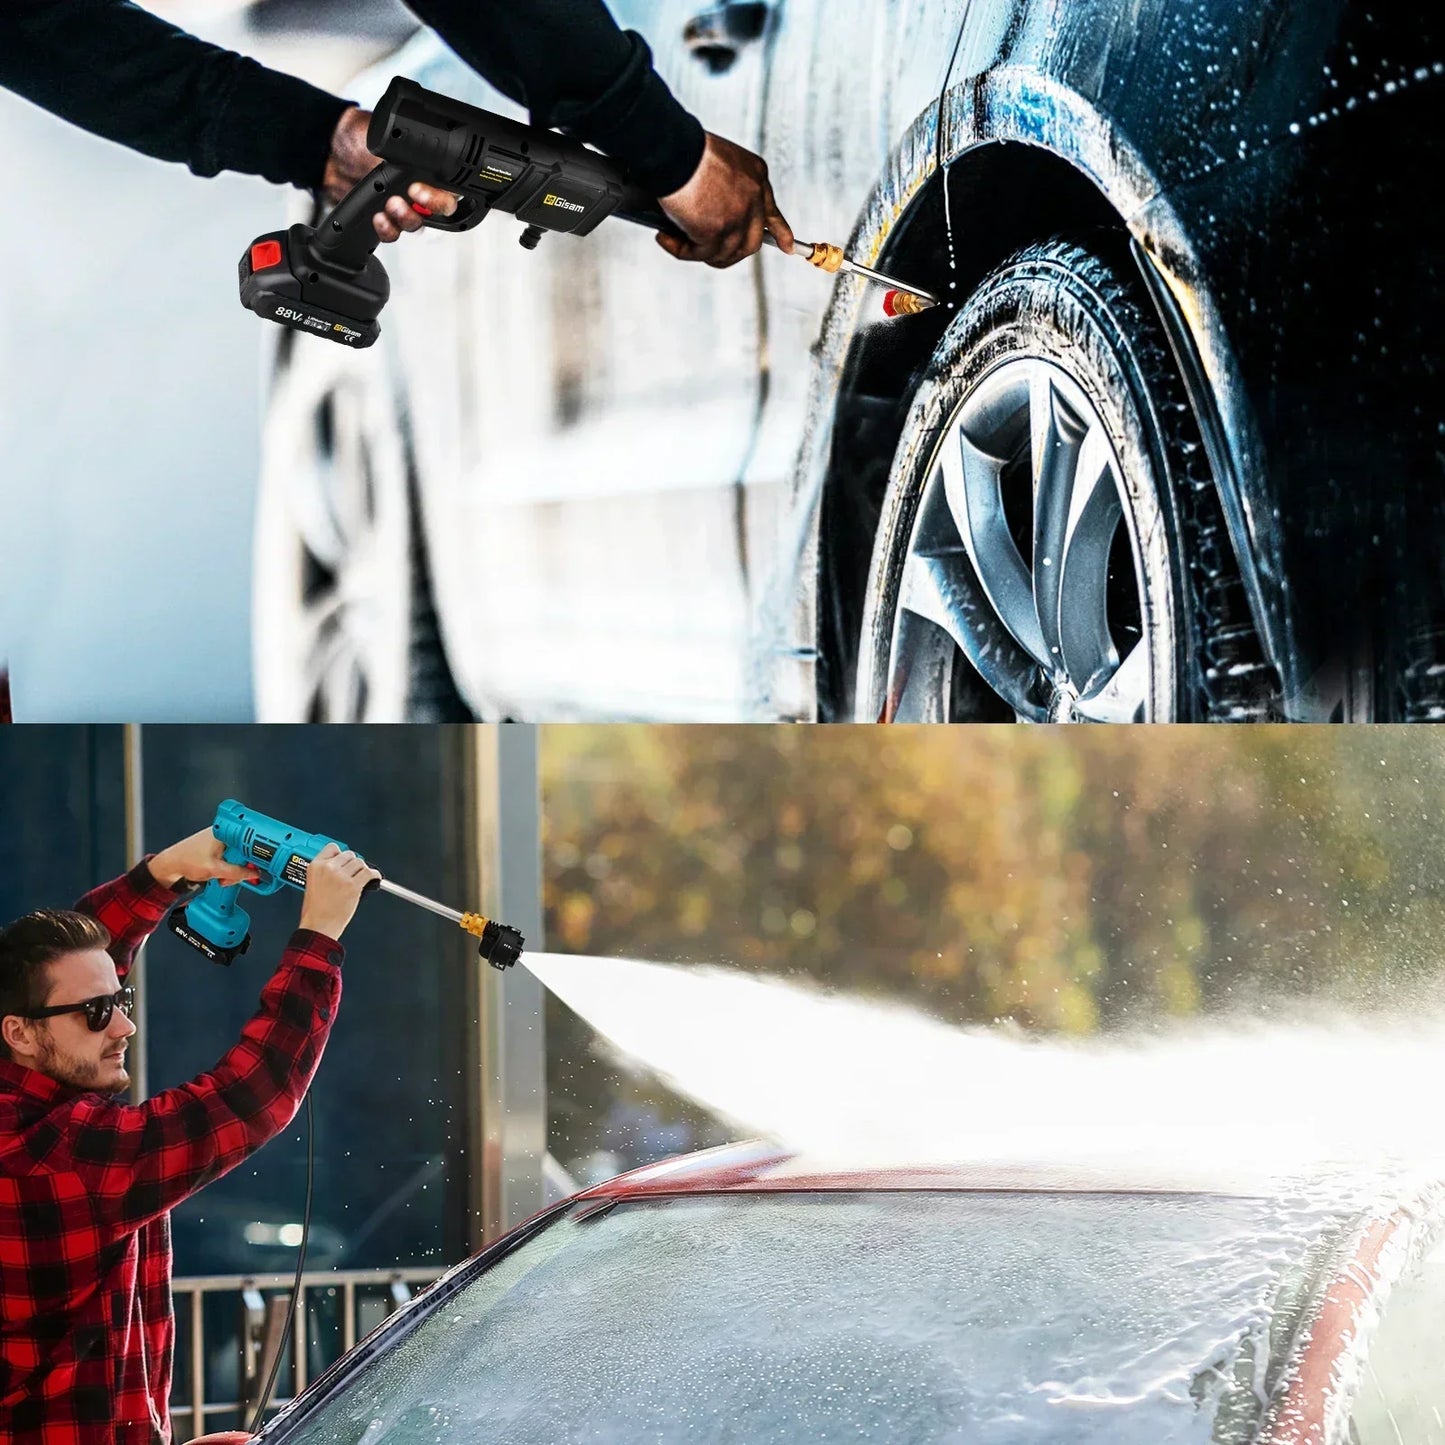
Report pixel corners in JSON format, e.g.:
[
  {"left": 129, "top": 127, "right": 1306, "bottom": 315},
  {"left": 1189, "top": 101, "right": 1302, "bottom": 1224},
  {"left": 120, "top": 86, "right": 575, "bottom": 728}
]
[
  {"left": 613, "top": 189, "right": 797, "bottom": 254},
  {"left": 614, "top": 189, "right": 689, "bottom": 243},
  {"left": 311, "top": 161, "right": 419, "bottom": 270},
  {"left": 167, "top": 878, "right": 253, "bottom": 965},
  {"left": 192, "top": 877, "right": 248, "bottom": 932}
]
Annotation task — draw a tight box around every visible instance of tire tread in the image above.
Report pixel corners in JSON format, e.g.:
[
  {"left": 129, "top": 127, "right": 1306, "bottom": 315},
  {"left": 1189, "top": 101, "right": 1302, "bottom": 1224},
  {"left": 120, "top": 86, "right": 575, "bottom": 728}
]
[{"left": 1001, "top": 238, "right": 1279, "bottom": 722}]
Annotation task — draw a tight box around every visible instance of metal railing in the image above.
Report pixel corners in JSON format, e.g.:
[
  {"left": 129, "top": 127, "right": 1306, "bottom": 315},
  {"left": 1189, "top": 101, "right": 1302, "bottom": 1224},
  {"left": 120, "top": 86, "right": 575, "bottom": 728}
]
[{"left": 172, "top": 1268, "right": 445, "bottom": 1439}]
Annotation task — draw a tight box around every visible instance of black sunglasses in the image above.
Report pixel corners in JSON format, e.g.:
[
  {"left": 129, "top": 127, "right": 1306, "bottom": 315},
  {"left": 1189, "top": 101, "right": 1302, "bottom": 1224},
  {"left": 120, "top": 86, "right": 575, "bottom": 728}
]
[{"left": 23, "top": 986, "right": 135, "bottom": 1032}]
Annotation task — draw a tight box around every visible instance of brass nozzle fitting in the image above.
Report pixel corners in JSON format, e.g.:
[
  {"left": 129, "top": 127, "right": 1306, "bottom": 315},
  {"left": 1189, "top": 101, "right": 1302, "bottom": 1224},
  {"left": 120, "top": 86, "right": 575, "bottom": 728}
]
[
  {"left": 459, "top": 912, "right": 525, "bottom": 969},
  {"left": 803, "top": 241, "right": 845, "bottom": 275}
]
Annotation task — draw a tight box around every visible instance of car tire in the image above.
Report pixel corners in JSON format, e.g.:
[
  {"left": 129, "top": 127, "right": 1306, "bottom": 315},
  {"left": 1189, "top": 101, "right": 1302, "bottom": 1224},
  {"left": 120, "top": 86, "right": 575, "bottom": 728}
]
[
  {"left": 855, "top": 235, "right": 1278, "bottom": 723},
  {"left": 252, "top": 327, "right": 470, "bottom": 722}
]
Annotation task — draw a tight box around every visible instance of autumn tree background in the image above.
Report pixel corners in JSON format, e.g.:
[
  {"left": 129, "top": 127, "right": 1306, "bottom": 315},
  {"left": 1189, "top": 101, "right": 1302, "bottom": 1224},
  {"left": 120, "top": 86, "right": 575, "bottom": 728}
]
[{"left": 539, "top": 726, "right": 1445, "bottom": 1174}]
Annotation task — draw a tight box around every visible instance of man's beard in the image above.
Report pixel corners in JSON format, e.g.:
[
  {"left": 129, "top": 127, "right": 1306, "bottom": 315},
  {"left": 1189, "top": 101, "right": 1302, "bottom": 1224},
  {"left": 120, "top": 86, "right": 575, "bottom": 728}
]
[{"left": 36, "top": 1033, "right": 125, "bottom": 1091}]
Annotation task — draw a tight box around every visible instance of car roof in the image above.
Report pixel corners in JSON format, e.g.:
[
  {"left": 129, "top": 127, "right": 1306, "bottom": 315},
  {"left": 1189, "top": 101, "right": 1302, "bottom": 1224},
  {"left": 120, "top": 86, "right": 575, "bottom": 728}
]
[{"left": 572, "top": 1137, "right": 1432, "bottom": 1207}]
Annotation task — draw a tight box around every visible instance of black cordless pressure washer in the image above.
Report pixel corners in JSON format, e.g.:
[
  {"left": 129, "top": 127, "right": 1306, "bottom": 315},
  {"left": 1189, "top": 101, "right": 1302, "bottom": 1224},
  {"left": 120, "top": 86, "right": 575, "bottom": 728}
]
[{"left": 238, "top": 76, "right": 675, "bottom": 349}]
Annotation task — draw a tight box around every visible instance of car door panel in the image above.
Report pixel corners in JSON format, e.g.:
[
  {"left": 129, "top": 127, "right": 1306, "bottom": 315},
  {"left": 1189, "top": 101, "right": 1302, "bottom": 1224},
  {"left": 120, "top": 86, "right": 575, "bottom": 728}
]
[
  {"left": 411, "top": 0, "right": 773, "bottom": 718},
  {"left": 741, "top": 0, "right": 965, "bottom": 715}
]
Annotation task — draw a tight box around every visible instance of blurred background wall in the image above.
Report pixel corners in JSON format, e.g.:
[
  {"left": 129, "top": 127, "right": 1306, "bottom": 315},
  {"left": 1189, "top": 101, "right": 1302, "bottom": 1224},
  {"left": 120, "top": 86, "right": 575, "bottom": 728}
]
[
  {"left": 0, "top": 719, "right": 544, "bottom": 1432},
  {"left": 0, "top": 2, "right": 413, "bottom": 719}
]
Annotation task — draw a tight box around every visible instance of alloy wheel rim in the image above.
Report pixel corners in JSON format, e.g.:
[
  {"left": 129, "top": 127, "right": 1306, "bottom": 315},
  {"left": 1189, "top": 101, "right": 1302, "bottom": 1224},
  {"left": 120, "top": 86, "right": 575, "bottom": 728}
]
[
  {"left": 884, "top": 358, "right": 1159, "bottom": 723},
  {"left": 297, "top": 380, "right": 386, "bottom": 721},
  {"left": 253, "top": 351, "right": 411, "bottom": 722}
]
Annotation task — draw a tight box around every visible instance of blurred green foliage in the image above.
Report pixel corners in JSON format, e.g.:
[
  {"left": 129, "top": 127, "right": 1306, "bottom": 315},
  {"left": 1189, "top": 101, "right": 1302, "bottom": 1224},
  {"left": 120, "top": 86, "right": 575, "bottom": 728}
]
[{"left": 541, "top": 726, "right": 1445, "bottom": 1034}]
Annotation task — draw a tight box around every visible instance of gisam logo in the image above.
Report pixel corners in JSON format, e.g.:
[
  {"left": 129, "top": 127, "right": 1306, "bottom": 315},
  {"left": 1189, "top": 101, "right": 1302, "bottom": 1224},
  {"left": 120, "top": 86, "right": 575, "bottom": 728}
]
[{"left": 543, "top": 194, "right": 585, "bottom": 214}]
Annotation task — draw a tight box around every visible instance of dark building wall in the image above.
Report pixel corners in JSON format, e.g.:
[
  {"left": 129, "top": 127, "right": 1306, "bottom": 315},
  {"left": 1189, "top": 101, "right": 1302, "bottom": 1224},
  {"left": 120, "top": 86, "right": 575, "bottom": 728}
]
[
  {"left": 0, "top": 727, "right": 127, "bottom": 915},
  {"left": 0, "top": 726, "right": 477, "bottom": 1276}
]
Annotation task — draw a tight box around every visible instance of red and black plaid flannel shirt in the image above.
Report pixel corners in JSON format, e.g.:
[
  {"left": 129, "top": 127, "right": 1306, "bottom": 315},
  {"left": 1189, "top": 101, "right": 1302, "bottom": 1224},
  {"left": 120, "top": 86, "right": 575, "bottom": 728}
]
[{"left": 0, "top": 859, "right": 343, "bottom": 1444}]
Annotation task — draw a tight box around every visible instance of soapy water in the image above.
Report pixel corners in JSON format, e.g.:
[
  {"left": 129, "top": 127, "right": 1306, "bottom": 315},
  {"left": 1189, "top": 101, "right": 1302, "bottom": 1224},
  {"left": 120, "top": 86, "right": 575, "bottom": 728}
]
[
  {"left": 524, "top": 949, "right": 1445, "bottom": 1188},
  {"left": 291, "top": 1188, "right": 1346, "bottom": 1445}
]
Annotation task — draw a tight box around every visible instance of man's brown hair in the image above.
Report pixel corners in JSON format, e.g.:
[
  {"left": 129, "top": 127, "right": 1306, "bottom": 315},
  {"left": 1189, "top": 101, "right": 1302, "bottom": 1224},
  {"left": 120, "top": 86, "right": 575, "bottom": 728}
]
[{"left": 0, "top": 911, "right": 113, "bottom": 1059}]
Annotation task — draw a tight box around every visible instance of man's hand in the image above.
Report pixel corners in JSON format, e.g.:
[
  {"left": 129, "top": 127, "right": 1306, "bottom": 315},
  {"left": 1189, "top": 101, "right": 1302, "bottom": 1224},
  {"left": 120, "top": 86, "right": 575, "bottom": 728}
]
[
  {"left": 299, "top": 842, "right": 382, "bottom": 941},
  {"left": 656, "top": 132, "right": 794, "bottom": 268},
  {"left": 320, "top": 106, "right": 461, "bottom": 243},
  {"left": 149, "top": 829, "right": 260, "bottom": 888}
]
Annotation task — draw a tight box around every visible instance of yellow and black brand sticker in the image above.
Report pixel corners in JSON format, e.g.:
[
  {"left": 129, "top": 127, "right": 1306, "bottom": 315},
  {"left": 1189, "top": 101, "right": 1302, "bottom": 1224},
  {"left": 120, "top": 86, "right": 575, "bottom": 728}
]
[
  {"left": 282, "top": 854, "right": 310, "bottom": 887},
  {"left": 543, "top": 193, "right": 586, "bottom": 214}
]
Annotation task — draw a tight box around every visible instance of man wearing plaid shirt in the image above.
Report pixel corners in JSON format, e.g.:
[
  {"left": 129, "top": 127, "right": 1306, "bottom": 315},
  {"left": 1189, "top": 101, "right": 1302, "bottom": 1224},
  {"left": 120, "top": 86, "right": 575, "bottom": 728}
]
[{"left": 0, "top": 829, "right": 381, "bottom": 1443}]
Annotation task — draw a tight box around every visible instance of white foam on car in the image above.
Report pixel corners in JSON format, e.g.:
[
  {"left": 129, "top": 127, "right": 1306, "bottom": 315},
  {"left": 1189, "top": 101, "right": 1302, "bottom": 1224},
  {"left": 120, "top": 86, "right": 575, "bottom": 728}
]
[{"left": 287, "top": 1189, "right": 1359, "bottom": 1445}]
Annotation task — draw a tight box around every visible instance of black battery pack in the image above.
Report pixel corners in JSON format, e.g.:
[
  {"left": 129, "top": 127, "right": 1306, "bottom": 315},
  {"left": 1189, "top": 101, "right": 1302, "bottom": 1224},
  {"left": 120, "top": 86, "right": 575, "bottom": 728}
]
[
  {"left": 167, "top": 906, "right": 252, "bottom": 966},
  {"left": 238, "top": 225, "right": 386, "bottom": 349}
]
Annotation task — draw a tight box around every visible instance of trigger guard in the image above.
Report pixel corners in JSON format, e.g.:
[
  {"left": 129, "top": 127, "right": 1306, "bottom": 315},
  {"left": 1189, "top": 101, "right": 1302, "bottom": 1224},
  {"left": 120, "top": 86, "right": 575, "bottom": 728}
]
[
  {"left": 236, "top": 870, "right": 284, "bottom": 897},
  {"left": 423, "top": 194, "right": 488, "bottom": 233}
]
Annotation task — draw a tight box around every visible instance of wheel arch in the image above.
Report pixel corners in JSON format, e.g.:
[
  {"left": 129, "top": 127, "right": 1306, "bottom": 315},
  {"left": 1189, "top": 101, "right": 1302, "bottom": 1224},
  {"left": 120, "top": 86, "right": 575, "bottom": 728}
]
[{"left": 800, "top": 86, "right": 1288, "bottom": 720}]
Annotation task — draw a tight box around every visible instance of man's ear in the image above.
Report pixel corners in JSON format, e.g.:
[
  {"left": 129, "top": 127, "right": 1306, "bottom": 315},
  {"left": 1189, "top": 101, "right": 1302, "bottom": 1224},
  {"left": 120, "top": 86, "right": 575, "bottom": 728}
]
[{"left": 1, "top": 1013, "right": 37, "bottom": 1058}]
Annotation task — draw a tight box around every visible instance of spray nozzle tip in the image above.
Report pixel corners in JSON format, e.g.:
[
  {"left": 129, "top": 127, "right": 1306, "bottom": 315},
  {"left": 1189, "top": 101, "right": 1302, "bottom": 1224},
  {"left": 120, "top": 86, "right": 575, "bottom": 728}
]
[
  {"left": 882, "top": 288, "right": 936, "bottom": 317},
  {"left": 468, "top": 916, "right": 525, "bottom": 970}
]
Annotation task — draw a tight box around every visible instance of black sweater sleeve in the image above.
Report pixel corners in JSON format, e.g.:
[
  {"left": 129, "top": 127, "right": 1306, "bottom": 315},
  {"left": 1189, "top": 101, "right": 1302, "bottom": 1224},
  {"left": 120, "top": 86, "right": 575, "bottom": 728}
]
[
  {"left": 1, "top": 0, "right": 707, "bottom": 200},
  {"left": 404, "top": 0, "right": 707, "bottom": 196},
  {"left": 0, "top": 0, "right": 351, "bottom": 190}
]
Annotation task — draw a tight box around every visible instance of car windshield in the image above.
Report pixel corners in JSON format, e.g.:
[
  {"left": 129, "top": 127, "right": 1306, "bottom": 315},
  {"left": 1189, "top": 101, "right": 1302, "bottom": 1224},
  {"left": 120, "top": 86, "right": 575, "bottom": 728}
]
[{"left": 275, "top": 1190, "right": 1340, "bottom": 1445}]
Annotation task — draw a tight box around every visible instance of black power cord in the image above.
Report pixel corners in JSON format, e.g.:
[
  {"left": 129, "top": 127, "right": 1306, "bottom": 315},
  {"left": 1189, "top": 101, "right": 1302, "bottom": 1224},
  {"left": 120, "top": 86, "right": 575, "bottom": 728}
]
[{"left": 248, "top": 1092, "right": 315, "bottom": 1434}]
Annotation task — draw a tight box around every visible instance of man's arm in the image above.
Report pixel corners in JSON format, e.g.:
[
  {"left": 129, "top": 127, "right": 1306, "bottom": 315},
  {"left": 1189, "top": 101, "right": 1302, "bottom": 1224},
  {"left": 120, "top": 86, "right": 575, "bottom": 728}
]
[
  {"left": 59, "top": 844, "right": 377, "bottom": 1232},
  {"left": 63, "top": 930, "right": 342, "bottom": 1231},
  {"left": 405, "top": 0, "right": 705, "bottom": 199},
  {"left": 74, "top": 860, "right": 190, "bottom": 982},
  {"left": 403, "top": 0, "right": 791, "bottom": 264},
  {"left": 0, "top": 0, "right": 350, "bottom": 190}
]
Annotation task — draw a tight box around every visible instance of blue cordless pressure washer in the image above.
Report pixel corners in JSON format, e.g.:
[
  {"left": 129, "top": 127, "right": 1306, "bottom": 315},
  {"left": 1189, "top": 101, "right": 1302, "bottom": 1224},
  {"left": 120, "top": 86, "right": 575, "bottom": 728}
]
[{"left": 166, "top": 798, "right": 524, "bottom": 968}]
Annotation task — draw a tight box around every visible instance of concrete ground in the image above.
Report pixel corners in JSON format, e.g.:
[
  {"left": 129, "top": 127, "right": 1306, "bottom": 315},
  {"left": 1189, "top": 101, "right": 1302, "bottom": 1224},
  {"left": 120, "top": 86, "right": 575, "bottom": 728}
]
[{"left": 0, "top": 2, "right": 406, "bottom": 719}]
